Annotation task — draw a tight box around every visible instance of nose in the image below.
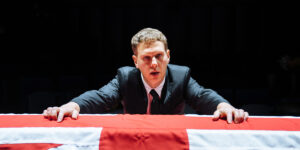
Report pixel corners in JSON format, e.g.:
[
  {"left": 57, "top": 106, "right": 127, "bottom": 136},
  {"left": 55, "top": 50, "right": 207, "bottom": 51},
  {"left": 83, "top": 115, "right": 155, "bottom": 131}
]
[{"left": 151, "top": 57, "right": 158, "bottom": 68}]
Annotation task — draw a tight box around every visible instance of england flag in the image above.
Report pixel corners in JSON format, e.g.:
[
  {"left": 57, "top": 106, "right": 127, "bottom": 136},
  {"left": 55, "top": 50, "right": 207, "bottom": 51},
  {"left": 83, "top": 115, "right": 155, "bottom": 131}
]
[{"left": 1, "top": 114, "right": 300, "bottom": 150}]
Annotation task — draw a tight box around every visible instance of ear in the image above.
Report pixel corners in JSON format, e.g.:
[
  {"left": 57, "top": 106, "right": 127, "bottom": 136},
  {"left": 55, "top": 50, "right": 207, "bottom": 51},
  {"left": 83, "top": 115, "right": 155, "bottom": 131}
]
[
  {"left": 166, "top": 49, "right": 170, "bottom": 63},
  {"left": 132, "top": 55, "right": 138, "bottom": 68}
]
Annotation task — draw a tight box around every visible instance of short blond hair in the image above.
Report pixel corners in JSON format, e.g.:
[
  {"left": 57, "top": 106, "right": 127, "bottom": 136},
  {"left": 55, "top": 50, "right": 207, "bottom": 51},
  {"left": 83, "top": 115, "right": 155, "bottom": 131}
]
[{"left": 131, "top": 28, "right": 168, "bottom": 55}]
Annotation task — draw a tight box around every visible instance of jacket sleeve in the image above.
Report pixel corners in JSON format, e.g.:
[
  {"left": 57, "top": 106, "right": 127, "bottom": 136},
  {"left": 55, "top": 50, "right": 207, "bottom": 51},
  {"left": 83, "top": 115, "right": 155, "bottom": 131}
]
[
  {"left": 71, "top": 75, "right": 121, "bottom": 114},
  {"left": 184, "top": 71, "right": 230, "bottom": 114}
]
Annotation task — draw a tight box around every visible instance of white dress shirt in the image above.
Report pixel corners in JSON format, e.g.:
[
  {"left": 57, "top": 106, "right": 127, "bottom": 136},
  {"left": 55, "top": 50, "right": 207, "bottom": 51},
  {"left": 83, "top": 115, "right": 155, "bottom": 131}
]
[{"left": 141, "top": 74, "right": 165, "bottom": 114}]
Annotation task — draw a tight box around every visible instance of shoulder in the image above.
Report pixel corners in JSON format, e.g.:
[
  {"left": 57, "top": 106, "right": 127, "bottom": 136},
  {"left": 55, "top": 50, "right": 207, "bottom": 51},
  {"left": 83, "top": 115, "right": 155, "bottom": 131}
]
[
  {"left": 115, "top": 66, "right": 141, "bottom": 90},
  {"left": 167, "top": 64, "right": 190, "bottom": 74},
  {"left": 116, "top": 66, "right": 140, "bottom": 80},
  {"left": 167, "top": 64, "right": 191, "bottom": 82},
  {"left": 117, "top": 66, "right": 137, "bottom": 73}
]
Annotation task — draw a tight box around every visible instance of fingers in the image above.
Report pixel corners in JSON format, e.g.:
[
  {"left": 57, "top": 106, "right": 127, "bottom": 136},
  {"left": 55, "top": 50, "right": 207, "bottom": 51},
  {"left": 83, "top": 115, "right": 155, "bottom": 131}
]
[
  {"left": 44, "top": 106, "right": 67, "bottom": 122},
  {"left": 212, "top": 107, "right": 249, "bottom": 124},
  {"left": 43, "top": 109, "right": 48, "bottom": 118},
  {"left": 233, "top": 109, "right": 243, "bottom": 123},
  {"left": 213, "top": 109, "right": 233, "bottom": 123},
  {"left": 51, "top": 107, "right": 60, "bottom": 120},
  {"left": 43, "top": 103, "right": 80, "bottom": 122},
  {"left": 234, "top": 109, "right": 250, "bottom": 124},
  {"left": 58, "top": 108, "right": 79, "bottom": 122},
  {"left": 244, "top": 111, "right": 249, "bottom": 121},
  {"left": 71, "top": 109, "right": 79, "bottom": 120},
  {"left": 43, "top": 107, "right": 60, "bottom": 120},
  {"left": 57, "top": 109, "right": 65, "bottom": 122},
  {"left": 51, "top": 107, "right": 59, "bottom": 120},
  {"left": 225, "top": 109, "right": 233, "bottom": 124},
  {"left": 213, "top": 110, "right": 221, "bottom": 121}
]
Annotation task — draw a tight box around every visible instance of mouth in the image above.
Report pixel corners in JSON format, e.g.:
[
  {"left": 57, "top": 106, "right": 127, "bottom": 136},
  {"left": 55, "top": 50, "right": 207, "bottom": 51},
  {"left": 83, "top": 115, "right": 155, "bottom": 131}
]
[{"left": 150, "top": 71, "right": 160, "bottom": 76}]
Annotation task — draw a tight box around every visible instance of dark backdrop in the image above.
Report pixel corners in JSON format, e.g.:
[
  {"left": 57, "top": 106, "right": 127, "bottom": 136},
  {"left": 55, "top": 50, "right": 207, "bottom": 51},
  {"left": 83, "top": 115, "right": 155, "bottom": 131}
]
[{"left": 1, "top": 0, "right": 299, "bottom": 115}]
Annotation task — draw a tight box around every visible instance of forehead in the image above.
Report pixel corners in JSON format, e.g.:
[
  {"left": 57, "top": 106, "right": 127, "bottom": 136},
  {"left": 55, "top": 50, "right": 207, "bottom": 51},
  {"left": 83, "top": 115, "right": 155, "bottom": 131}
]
[{"left": 137, "top": 41, "right": 165, "bottom": 55}]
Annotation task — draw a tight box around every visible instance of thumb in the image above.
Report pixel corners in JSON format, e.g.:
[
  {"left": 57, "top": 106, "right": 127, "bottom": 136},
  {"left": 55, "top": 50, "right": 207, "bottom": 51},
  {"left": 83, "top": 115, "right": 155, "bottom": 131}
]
[
  {"left": 71, "top": 109, "right": 79, "bottom": 120},
  {"left": 213, "top": 110, "right": 220, "bottom": 121}
]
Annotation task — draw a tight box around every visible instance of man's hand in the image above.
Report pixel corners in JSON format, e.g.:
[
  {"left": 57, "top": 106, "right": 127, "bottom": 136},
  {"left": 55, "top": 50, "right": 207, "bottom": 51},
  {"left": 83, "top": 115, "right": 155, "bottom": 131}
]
[
  {"left": 213, "top": 102, "right": 249, "bottom": 124},
  {"left": 43, "top": 102, "right": 80, "bottom": 122}
]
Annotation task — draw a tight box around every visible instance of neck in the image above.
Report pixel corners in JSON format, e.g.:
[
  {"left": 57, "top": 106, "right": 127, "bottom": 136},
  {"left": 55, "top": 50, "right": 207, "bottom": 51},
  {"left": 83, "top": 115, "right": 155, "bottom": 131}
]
[
  {"left": 146, "top": 80, "right": 161, "bottom": 89},
  {"left": 141, "top": 75, "right": 165, "bottom": 89}
]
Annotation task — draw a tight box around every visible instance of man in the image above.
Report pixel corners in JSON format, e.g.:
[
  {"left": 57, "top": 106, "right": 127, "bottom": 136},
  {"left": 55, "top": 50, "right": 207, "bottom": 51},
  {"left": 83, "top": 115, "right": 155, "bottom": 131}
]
[{"left": 44, "top": 28, "right": 249, "bottom": 123}]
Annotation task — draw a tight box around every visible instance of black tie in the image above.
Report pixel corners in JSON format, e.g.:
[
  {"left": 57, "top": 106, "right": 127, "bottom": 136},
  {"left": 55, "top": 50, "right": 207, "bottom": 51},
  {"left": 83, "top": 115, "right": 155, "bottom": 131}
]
[{"left": 150, "top": 89, "right": 160, "bottom": 114}]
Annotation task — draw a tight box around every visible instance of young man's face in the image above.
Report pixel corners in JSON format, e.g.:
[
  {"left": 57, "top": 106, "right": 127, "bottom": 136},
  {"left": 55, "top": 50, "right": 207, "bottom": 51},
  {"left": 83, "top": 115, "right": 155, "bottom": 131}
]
[{"left": 132, "top": 41, "right": 170, "bottom": 88}]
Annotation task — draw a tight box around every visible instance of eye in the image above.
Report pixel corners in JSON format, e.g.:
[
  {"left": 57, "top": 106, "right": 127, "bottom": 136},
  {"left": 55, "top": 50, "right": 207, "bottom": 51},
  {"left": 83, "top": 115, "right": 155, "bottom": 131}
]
[
  {"left": 155, "top": 54, "right": 162, "bottom": 59},
  {"left": 143, "top": 56, "right": 151, "bottom": 61}
]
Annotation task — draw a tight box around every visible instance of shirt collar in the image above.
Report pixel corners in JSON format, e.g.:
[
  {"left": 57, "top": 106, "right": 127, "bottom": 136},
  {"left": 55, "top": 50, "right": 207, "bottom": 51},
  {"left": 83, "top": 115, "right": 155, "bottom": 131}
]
[{"left": 141, "top": 73, "right": 165, "bottom": 97}]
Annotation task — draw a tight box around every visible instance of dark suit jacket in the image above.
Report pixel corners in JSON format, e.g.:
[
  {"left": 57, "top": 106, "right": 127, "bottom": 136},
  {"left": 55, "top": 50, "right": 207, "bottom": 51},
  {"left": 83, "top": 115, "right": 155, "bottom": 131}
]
[{"left": 71, "top": 64, "right": 229, "bottom": 114}]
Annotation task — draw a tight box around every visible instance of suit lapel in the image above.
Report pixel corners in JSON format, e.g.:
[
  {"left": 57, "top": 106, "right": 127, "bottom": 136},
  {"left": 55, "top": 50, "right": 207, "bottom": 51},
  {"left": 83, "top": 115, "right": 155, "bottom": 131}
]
[
  {"left": 161, "top": 67, "right": 174, "bottom": 105},
  {"left": 136, "top": 71, "right": 149, "bottom": 105},
  {"left": 126, "top": 68, "right": 148, "bottom": 114}
]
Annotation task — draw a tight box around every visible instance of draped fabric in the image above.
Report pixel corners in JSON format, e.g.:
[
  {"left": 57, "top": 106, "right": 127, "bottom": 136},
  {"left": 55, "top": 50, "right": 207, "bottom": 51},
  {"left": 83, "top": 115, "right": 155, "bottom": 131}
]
[{"left": 1, "top": 114, "right": 300, "bottom": 150}]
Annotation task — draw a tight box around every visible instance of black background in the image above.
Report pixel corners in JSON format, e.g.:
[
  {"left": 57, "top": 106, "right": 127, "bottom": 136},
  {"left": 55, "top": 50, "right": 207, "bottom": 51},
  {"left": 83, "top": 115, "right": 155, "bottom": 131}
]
[{"left": 0, "top": 0, "right": 299, "bottom": 115}]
